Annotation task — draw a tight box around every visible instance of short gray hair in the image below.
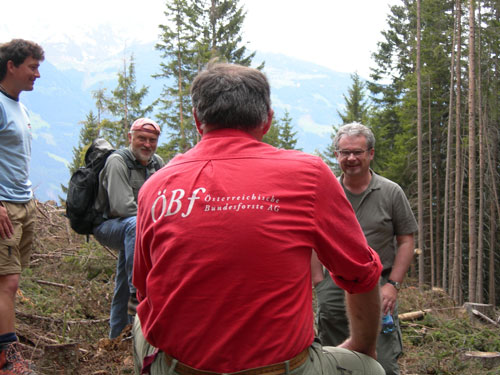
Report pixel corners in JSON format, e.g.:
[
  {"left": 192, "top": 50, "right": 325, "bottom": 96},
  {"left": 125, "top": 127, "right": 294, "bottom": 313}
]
[{"left": 333, "top": 122, "right": 376, "bottom": 150}]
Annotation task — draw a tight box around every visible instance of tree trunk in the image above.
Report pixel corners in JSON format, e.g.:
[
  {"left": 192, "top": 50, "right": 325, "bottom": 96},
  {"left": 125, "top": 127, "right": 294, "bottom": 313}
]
[
  {"left": 452, "top": 0, "right": 463, "bottom": 304},
  {"left": 488, "top": 201, "right": 496, "bottom": 306},
  {"left": 416, "top": 0, "right": 425, "bottom": 289},
  {"left": 427, "top": 78, "right": 435, "bottom": 287},
  {"left": 443, "top": 0, "right": 457, "bottom": 293},
  {"left": 467, "top": 0, "right": 477, "bottom": 303},
  {"left": 475, "top": 4, "right": 484, "bottom": 304}
]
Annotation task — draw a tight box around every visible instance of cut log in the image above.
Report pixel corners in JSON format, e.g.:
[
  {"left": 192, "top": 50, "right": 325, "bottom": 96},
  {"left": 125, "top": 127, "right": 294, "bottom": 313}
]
[
  {"left": 471, "top": 309, "right": 499, "bottom": 326},
  {"left": 399, "top": 310, "right": 427, "bottom": 321},
  {"left": 464, "top": 351, "right": 500, "bottom": 369}
]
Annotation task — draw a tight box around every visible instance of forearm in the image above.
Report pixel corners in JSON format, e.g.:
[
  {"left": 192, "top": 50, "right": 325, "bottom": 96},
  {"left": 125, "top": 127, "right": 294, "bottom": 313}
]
[
  {"left": 310, "top": 250, "right": 324, "bottom": 287},
  {"left": 0, "top": 204, "right": 13, "bottom": 239},
  {"left": 343, "top": 283, "right": 381, "bottom": 358}
]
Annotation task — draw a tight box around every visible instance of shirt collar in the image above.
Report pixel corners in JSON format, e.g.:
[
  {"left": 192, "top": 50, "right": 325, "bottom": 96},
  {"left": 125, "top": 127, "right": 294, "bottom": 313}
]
[
  {"left": 0, "top": 89, "right": 18, "bottom": 102},
  {"left": 201, "top": 128, "right": 258, "bottom": 141},
  {"left": 339, "top": 169, "right": 382, "bottom": 193}
]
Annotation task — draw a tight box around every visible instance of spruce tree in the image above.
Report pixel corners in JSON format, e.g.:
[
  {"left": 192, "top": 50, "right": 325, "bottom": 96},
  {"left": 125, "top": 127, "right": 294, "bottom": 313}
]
[
  {"left": 262, "top": 118, "right": 281, "bottom": 148},
  {"left": 155, "top": 0, "right": 259, "bottom": 160},
  {"left": 262, "top": 111, "right": 299, "bottom": 150},
  {"left": 155, "top": 0, "right": 201, "bottom": 160},
  {"left": 61, "top": 111, "right": 100, "bottom": 201},
  {"left": 201, "top": 0, "right": 256, "bottom": 66},
  {"left": 103, "top": 55, "right": 153, "bottom": 149},
  {"left": 322, "top": 73, "right": 370, "bottom": 167},
  {"left": 68, "top": 111, "right": 100, "bottom": 174},
  {"left": 337, "top": 72, "right": 369, "bottom": 125},
  {"left": 277, "top": 110, "right": 299, "bottom": 150}
]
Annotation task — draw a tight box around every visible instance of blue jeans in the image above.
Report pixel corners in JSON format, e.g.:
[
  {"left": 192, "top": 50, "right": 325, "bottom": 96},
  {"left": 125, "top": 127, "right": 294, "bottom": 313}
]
[{"left": 93, "top": 216, "right": 136, "bottom": 338}]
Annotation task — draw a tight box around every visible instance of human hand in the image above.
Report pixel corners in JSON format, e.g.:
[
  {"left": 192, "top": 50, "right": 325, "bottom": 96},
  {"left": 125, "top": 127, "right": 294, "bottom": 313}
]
[
  {"left": 0, "top": 205, "right": 14, "bottom": 239},
  {"left": 381, "top": 282, "right": 398, "bottom": 315}
]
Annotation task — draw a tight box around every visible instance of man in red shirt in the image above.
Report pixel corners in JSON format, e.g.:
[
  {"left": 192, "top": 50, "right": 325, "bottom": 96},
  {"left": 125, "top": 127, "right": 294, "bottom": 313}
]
[{"left": 132, "top": 63, "right": 385, "bottom": 375}]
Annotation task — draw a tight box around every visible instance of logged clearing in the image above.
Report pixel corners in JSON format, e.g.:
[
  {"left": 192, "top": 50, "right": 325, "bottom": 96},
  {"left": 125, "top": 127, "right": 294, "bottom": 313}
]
[{"left": 13, "top": 201, "right": 500, "bottom": 374}]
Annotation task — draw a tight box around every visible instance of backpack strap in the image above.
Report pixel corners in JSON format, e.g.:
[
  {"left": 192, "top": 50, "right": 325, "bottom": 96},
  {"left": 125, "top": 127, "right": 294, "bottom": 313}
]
[
  {"left": 115, "top": 148, "right": 162, "bottom": 173},
  {"left": 151, "top": 154, "right": 162, "bottom": 171},
  {"left": 114, "top": 148, "right": 136, "bottom": 170}
]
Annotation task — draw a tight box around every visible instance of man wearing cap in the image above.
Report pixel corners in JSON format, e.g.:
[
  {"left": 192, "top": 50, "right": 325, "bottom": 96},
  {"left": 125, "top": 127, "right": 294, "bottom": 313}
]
[{"left": 93, "top": 118, "right": 164, "bottom": 339}]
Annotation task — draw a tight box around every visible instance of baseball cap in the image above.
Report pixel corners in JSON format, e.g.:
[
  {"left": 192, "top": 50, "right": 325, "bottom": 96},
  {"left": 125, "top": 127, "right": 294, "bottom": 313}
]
[{"left": 130, "top": 118, "right": 161, "bottom": 135}]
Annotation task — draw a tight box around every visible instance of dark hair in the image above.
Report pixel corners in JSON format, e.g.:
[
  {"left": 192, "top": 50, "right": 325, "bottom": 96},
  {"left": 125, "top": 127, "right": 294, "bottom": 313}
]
[
  {"left": 191, "top": 63, "right": 271, "bottom": 130},
  {"left": 0, "top": 39, "right": 45, "bottom": 81}
]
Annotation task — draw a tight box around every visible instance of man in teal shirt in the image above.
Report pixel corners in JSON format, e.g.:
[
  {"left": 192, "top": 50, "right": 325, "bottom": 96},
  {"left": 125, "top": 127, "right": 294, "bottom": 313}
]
[
  {"left": 312, "top": 122, "right": 418, "bottom": 375},
  {"left": 0, "top": 39, "right": 44, "bottom": 375}
]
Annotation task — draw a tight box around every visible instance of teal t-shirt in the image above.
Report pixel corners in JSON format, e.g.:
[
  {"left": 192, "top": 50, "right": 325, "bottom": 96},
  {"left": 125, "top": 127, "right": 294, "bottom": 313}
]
[{"left": 0, "top": 91, "right": 33, "bottom": 202}]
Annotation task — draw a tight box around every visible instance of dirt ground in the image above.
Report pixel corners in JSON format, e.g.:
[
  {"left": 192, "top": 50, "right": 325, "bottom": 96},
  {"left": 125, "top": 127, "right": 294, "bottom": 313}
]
[
  {"left": 16, "top": 201, "right": 134, "bottom": 374},
  {"left": 13, "top": 200, "right": 500, "bottom": 374}
]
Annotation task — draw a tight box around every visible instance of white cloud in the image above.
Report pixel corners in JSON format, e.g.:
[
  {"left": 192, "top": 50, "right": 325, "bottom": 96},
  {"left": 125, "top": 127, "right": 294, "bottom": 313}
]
[
  {"left": 267, "top": 70, "right": 329, "bottom": 89},
  {"left": 47, "top": 152, "right": 70, "bottom": 167},
  {"left": 312, "top": 94, "right": 333, "bottom": 108},
  {"left": 297, "top": 115, "right": 332, "bottom": 137},
  {"left": 38, "top": 133, "right": 57, "bottom": 146}
]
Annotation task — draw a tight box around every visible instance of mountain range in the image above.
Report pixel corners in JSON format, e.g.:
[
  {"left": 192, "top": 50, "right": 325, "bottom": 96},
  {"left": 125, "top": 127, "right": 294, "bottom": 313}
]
[{"left": 19, "top": 38, "right": 353, "bottom": 202}]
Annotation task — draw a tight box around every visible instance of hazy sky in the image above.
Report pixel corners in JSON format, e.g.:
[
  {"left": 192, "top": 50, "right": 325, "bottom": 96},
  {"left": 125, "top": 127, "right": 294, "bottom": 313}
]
[{"left": 1, "top": 0, "right": 398, "bottom": 77}]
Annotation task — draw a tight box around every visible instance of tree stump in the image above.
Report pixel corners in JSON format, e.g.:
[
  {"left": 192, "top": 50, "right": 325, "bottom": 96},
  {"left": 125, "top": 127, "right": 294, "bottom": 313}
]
[{"left": 462, "top": 302, "right": 495, "bottom": 319}]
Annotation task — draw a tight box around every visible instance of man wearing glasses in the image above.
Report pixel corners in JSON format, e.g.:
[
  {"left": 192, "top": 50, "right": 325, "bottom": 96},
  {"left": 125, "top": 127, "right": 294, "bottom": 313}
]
[{"left": 312, "top": 122, "right": 417, "bottom": 375}]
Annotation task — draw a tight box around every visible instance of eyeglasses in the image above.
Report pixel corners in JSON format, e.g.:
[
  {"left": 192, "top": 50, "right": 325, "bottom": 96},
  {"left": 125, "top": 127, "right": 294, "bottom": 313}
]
[{"left": 336, "top": 149, "right": 371, "bottom": 158}]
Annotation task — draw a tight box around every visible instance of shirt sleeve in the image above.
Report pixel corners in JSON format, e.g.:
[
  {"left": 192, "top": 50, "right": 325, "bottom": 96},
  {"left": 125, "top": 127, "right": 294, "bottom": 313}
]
[
  {"left": 392, "top": 184, "right": 418, "bottom": 236},
  {"left": 102, "top": 155, "right": 137, "bottom": 217},
  {"left": 312, "top": 161, "right": 382, "bottom": 294},
  {"left": 0, "top": 103, "right": 5, "bottom": 131},
  {"left": 133, "top": 186, "right": 152, "bottom": 302}
]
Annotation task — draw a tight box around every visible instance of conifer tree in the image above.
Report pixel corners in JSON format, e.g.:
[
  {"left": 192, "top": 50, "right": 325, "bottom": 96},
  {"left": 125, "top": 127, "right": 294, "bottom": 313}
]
[
  {"left": 337, "top": 72, "right": 369, "bottom": 125},
  {"left": 155, "top": 0, "right": 259, "bottom": 160},
  {"left": 322, "top": 73, "right": 370, "bottom": 167},
  {"left": 201, "top": 0, "right": 256, "bottom": 66},
  {"left": 68, "top": 111, "right": 100, "bottom": 173},
  {"left": 262, "top": 118, "right": 281, "bottom": 148},
  {"left": 155, "top": 0, "right": 201, "bottom": 160},
  {"left": 61, "top": 111, "right": 101, "bottom": 201},
  {"left": 262, "top": 111, "right": 299, "bottom": 150},
  {"left": 278, "top": 110, "right": 299, "bottom": 150},
  {"left": 103, "top": 55, "right": 153, "bottom": 148}
]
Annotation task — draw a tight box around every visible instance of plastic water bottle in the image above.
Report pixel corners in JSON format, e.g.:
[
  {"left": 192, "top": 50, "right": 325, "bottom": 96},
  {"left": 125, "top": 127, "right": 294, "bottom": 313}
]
[{"left": 381, "top": 313, "right": 394, "bottom": 334}]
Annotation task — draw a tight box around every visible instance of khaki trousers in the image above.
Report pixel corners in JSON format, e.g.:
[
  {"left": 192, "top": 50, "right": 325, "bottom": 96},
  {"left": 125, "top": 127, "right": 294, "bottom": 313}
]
[{"left": 133, "top": 316, "right": 385, "bottom": 375}]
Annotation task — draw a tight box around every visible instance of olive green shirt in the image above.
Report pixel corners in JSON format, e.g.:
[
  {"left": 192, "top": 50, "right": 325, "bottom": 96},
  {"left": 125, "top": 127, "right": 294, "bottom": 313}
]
[{"left": 339, "top": 170, "right": 418, "bottom": 271}]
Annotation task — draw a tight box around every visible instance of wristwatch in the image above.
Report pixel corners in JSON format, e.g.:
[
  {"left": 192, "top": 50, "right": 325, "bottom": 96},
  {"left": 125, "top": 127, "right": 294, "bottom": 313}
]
[{"left": 387, "top": 279, "right": 401, "bottom": 291}]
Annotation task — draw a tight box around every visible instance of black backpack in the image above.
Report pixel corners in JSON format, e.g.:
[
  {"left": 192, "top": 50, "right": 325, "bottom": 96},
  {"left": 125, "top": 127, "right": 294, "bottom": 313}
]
[
  {"left": 66, "top": 139, "right": 115, "bottom": 235},
  {"left": 66, "top": 139, "right": 163, "bottom": 235}
]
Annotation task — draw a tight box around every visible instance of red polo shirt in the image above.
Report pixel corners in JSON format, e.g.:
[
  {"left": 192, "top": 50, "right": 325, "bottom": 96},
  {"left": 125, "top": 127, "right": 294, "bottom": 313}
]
[{"left": 134, "top": 129, "right": 381, "bottom": 372}]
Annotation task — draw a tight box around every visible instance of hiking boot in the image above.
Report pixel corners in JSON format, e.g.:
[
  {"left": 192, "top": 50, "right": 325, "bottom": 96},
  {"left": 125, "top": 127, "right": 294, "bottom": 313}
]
[
  {"left": 128, "top": 293, "right": 138, "bottom": 316},
  {"left": 0, "top": 342, "right": 37, "bottom": 375}
]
